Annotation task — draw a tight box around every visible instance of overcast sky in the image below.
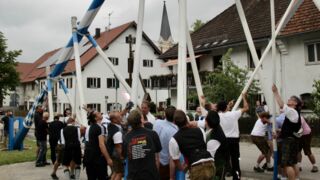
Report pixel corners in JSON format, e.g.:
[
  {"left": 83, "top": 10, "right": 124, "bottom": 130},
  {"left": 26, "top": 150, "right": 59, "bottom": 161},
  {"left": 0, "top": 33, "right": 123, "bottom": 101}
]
[{"left": 0, "top": 0, "right": 233, "bottom": 62}]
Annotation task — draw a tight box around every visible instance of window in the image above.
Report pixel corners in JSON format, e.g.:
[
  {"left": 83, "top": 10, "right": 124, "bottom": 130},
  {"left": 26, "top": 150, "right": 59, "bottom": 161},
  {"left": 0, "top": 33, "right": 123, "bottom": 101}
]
[
  {"left": 247, "top": 49, "right": 262, "bottom": 69},
  {"left": 31, "top": 83, "right": 35, "bottom": 90},
  {"left": 87, "top": 103, "right": 101, "bottom": 112},
  {"left": 108, "top": 57, "right": 119, "bottom": 65},
  {"left": 107, "top": 78, "right": 119, "bottom": 88},
  {"left": 306, "top": 42, "right": 320, "bottom": 64},
  {"left": 143, "top": 59, "right": 153, "bottom": 67},
  {"left": 59, "top": 79, "right": 64, "bottom": 89},
  {"left": 87, "top": 77, "right": 101, "bottom": 88},
  {"left": 40, "top": 81, "right": 45, "bottom": 89},
  {"left": 300, "top": 93, "right": 314, "bottom": 110},
  {"left": 53, "top": 82, "right": 58, "bottom": 96},
  {"left": 213, "top": 55, "right": 222, "bottom": 71},
  {"left": 66, "top": 78, "right": 73, "bottom": 88},
  {"left": 143, "top": 79, "right": 151, "bottom": 88},
  {"left": 107, "top": 103, "right": 122, "bottom": 112},
  {"left": 63, "top": 103, "right": 72, "bottom": 112}
]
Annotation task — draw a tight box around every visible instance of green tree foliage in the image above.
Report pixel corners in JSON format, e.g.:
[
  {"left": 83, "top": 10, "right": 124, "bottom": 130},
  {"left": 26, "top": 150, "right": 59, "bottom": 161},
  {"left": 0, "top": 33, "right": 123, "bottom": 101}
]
[
  {"left": 191, "top": 19, "right": 205, "bottom": 32},
  {"left": 0, "top": 32, "right": 22, "bottom": 107},
  {"left": 203, "top": 48, "right": 260, "bottom": 103},
  {"left": 312, "top": 80, "right": 320, "bottom": 117}
]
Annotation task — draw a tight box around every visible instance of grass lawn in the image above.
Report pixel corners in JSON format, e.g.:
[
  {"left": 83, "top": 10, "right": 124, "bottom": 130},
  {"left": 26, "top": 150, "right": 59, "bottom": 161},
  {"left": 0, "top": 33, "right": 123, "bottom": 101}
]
[{"left": 0, "top": 137, "right": 50, "bottom": 166}]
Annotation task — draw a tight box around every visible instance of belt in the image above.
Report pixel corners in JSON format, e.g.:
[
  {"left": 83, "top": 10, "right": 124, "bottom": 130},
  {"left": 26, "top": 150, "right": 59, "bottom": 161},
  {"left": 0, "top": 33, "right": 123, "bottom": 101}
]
[{"left": 191, "top": 160, "right": 213, "bottom": 168}]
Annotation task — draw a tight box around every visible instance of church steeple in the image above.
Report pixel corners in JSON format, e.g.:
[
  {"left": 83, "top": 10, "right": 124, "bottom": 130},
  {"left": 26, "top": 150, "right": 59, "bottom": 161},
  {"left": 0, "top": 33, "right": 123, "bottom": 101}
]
[{"left": 159, "top": 1, "right": 174, "bottom": 53}]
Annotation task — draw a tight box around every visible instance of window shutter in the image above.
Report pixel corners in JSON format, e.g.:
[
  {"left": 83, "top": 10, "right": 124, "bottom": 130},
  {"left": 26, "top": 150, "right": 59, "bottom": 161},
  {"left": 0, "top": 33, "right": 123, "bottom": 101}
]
[
  {"left": 107, "top": 78, "right": 111, "bottom": 88},
  {"left": 150, "top": 60, "right": 153, "bottom": 67},
  {"left": 116, "top": 79, "right": 119, "bottom": 88},
  {"left": 87, "top": 78, "right": 90, "bottom": 88},
  {"left": 97, "top": 78, "right": 101, "bottom": 88}
]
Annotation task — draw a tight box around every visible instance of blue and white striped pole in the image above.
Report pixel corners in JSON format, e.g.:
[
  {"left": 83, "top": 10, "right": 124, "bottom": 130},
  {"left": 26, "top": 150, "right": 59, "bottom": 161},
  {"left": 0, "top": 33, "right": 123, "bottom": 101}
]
[
  {"left": 13, "top": 89, "right": 47, "bottom": 149},
  {"left": 15, "top": 0, "right": 107, "bottom": 148},
  {"left": 50, "top": 0, "right": 105, "bottom": 78}
]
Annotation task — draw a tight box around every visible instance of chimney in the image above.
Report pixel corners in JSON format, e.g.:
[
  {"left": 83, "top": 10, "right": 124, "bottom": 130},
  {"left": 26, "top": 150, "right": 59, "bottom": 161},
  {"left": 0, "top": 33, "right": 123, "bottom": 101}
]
[{"left": 95, "top": 28, "right": 101, "bottom": 38}]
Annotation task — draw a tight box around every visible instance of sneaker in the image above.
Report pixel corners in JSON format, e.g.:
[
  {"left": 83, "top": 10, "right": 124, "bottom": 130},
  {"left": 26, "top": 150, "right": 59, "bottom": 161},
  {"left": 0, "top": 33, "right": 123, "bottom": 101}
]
[
  {"left": 266, "top": 166, "right": 274, "bottom": 172},
  {"left": 44, "top": 162, "right": 50, "bottom": 165},
  {"left": 35, "top": 163, "right": 45, "bottom": 167},
  {"left": 311, "top": 166, "right": 318, "bottom": 173},
  {"left": 70, "top": 174, "right": 75, "bottom": 179},
  {"left": 254, "top": 166, "right": 265, "bottom": 173},
  {"left": 51, "top": 174, "right": 59, "bottom": 180}
]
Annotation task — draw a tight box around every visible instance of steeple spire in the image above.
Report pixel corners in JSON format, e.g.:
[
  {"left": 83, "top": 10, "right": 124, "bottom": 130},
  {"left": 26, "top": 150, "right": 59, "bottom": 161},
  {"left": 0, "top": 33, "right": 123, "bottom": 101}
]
[{"left": 159, "top": 1, "right": 174, "bottom": 53}]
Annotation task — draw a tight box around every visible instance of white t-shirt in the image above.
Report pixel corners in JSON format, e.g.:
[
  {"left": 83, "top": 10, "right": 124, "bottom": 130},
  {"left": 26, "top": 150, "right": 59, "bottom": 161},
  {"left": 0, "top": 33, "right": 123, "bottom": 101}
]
[
  {"left": 219, "top": 110, "right": 242, "bottom": 138},
  {"left": 283, "top": 104, "right": 299, "bottom": 123},
  {"left": 250, "top": 119, "right": 267, "bottom": 137},
  {"left": 147, "top": 112, "right": 156, "bottom": 125},
  {"left": 207, "top": 140, "right": 220, "bottom": 158},
  {"left": 112, "top": 124, "right": 123, "bottom": 144},
  {"left": 169, "top": 128, "right": 214, "bottom": 165}
]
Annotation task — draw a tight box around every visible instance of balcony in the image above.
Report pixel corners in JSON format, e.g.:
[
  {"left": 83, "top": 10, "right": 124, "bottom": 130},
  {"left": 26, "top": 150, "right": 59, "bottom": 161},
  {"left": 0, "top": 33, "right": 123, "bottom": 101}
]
[{"left": 150, "top": 71, "right": 209, "bottom": 89}]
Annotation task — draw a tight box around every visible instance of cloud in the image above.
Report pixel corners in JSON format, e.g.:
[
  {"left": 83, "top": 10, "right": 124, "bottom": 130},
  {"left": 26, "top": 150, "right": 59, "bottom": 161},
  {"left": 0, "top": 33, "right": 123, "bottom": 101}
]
[{"left": 0, "top": 0, "right": 233, "bottom": 62}]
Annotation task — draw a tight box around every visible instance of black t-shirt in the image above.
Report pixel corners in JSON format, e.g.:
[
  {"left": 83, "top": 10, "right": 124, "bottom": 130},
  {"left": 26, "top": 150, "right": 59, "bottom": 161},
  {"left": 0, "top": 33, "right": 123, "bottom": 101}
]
[
  {"left": 84, "top": 123, "right": 106, "bottom": 165},
  {"left": 123, "top": 127, "right": 162, "bottom": 180},
  {"left": 36, "top": 120, "right": 48, "bottom": 141},
  {"left": 1, "top": 116, "right": 9, "bottom": 131},
  {"left": 48, "top": 121, "right": 64, "bottom": 142}
]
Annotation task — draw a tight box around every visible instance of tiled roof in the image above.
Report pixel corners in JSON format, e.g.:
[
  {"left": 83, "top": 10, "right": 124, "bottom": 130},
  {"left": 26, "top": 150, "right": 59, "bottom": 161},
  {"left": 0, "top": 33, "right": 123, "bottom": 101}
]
[
  {"left": 19, "top": 21, "right": 160, "bottom": 83},
  {"left": 160, "top": 0, "right": 320, "bottom": 59},
  {"left": 281, "top": 0, "right": 320, "bottom": 36}
]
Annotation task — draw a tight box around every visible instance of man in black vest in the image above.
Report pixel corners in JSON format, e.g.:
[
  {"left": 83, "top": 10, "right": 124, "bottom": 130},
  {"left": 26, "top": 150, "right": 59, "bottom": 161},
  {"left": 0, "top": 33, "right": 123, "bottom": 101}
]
[
  {"left": 169, "top": 110, "right": 214, "bottom": 180},
  {"left": 272, "top": 84, "right": 302, "bottom": 180},
  {"left": 83, "top": 111, "right": 113, "bottom": 180},
  {"left": 61, "top": 117, "right": 82, "bottom": 180},
  {"left": 107, "top": 112, "right": 124, "bottom": 180},
  {"left": 206, "top": 110, "right": 228, "bottom": 180}
]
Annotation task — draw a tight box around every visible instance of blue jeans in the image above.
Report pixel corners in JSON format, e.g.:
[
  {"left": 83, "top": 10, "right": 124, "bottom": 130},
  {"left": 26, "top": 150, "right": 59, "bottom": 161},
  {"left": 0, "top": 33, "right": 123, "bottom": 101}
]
[{"left": 36, "top": 140, "right": 47, "bottom": 165}]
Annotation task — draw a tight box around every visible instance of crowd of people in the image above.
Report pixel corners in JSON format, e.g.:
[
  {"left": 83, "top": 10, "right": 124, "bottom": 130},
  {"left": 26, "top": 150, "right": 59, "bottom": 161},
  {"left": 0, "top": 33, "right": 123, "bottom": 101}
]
[{"left": 8, "top": 84, "right": 315, "bottom": 180}]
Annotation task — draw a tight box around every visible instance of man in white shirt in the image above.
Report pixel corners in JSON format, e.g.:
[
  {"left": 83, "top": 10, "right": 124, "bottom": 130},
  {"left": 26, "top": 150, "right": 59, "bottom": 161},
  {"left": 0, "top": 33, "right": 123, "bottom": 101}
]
[
  {"left": 250, "top": 111, "right": 273, "bottom": 173},
  {"left": 218, "top": 93, "right": 249, "bottom": 180},
  {"left": 272, "top": 84, "right": 302, "bottom": 180},
  {"left": 141, "top": 101, "right": 156, "bottom": 125}
]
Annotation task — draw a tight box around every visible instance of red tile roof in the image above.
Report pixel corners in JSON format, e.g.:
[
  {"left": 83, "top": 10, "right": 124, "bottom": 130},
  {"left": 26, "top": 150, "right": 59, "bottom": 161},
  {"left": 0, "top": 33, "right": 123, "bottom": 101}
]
[
  {"left": 18, "top": 21, "right": 160, "bottom": 83},
  {"left": 281, "top": 0, "right": 320, "bottom": 36},
  {"left": 160, "top": 0, "right": 320, "bottom": 59}
]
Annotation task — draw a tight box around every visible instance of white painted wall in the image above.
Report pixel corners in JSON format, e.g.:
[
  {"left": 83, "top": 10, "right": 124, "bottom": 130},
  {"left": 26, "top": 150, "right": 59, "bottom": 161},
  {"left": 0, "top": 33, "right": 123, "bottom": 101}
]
[{"left": 54, "top": 26, "right": 170, "bottom": 114}]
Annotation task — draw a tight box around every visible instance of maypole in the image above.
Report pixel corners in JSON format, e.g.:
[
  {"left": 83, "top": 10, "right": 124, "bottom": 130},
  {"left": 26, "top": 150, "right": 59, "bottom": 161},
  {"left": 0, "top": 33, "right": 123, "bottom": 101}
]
[
  {"left": 131, "top": 0, "right": 145, "bottom": 108},
  {"left": 186, "top": 23, "right": 205, "bottom": 112},
  {"left": 177, "top": 0, "right": 187, "bottom": 111},
  {"left": 270, "top": 0, "right": 278, "bottom": 179},
  {"left": 13, "top": 0, "right": 106, "bottom": 148}
]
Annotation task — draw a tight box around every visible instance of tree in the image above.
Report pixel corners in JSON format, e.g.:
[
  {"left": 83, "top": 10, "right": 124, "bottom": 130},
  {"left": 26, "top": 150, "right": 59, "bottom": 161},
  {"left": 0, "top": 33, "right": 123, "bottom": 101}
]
[
  {"left": 191, "top": 19, "right": 205, "bottom": 32},
  {"left": 203, "top": 48, "right": 260, "bottom": 107},
  {"left": 312, "top": 79, "right": 320, "bottom": 117},
  {"left": 0, "top": 32, "right": 22, "bottom": 107}
]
